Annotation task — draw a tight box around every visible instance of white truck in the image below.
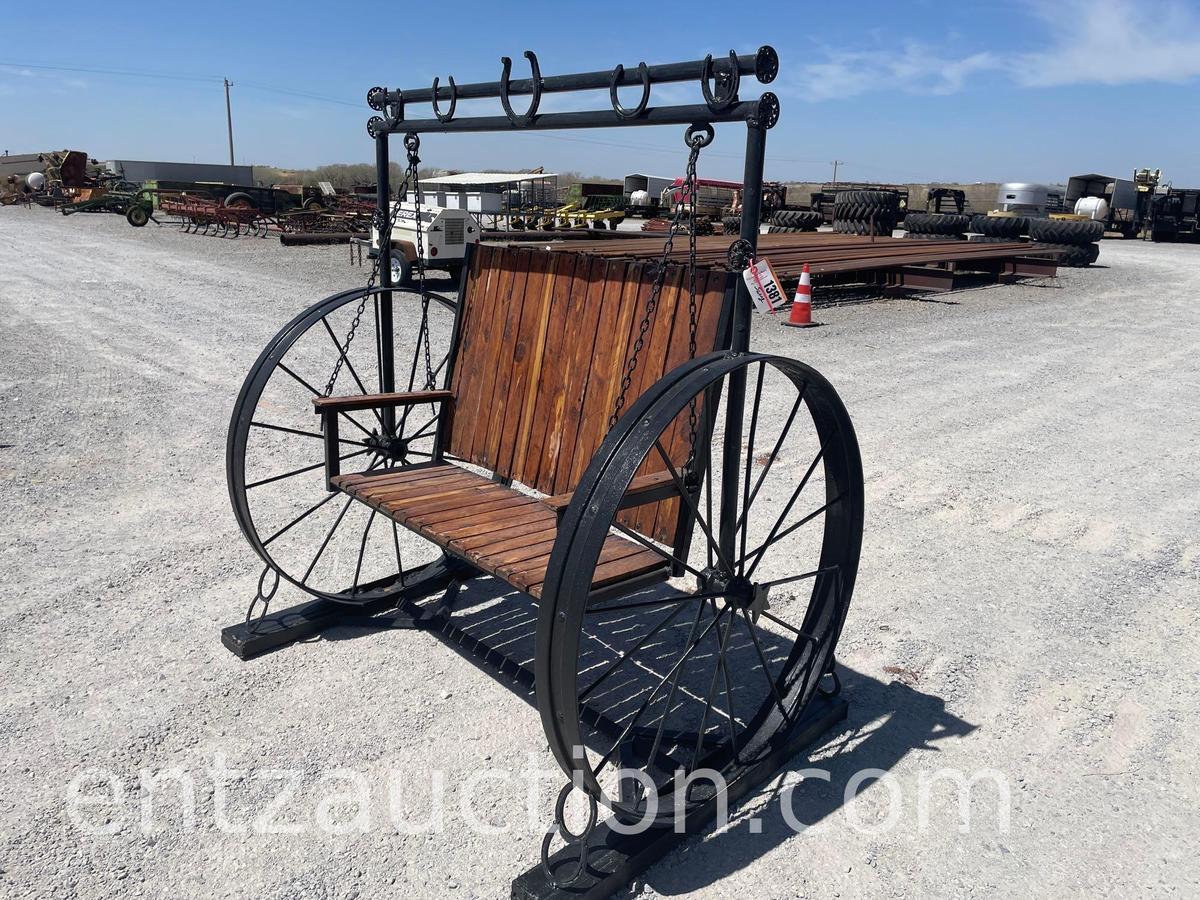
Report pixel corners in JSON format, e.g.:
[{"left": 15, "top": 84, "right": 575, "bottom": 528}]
[{"left": 371, "top": 200, "right": 481, "bottom": 285}]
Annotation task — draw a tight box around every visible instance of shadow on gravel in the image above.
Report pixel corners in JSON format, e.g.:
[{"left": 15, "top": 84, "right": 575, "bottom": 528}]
[
  {"left": 638, "top": 668, "right": 976, "bottom": 896},
  {"left": 322, "top": 577, "right": 974, "bottom": 895}
]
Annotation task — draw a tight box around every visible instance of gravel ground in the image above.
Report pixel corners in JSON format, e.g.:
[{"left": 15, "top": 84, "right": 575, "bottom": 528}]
[{"left": 1, "top": 208, "right": 1198, "bottom": 899}]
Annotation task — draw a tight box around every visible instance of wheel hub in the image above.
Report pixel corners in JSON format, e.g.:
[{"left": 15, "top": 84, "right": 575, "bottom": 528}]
[
  {"left": 367, "top": 430, "right": 412, "bottom": 463},
  {"left": 699, "top": 568, "right": 770, "bottom": 622}
]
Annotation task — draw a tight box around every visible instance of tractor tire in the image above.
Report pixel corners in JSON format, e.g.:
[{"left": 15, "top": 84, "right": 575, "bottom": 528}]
[
  {"left": 833, "top": 191, "right": 899, "bottom": 235},
  {"left": 722, "top": 216, "right": 741, "bottom": 235},
  {"left": 224, "top": 192, "right": 256, "bottom": 210},
  {"left": 833, "top": 216, "right": 894, "bottom": 236},
  {"left": 125, "top": 205, "right": 150, "bottom": 228},
  {"left": 966, "top": 234, "right": 1020, "bottom": 243},
  {"left": 1032, "top": 242, "right": 1100, "bottom": 267},
  {"left": 1027, "top": 217, "right": 1104, "bottom": 246},
  {"left": 902, "top": 212, "right": 970, "bottom": 235},
  {"left": 903, "top": 232, "right": 965, "bottom": 241},
  {"left": 303, "top": 198, "right": 326, "bottom": 211},
  {"left": 834, "top": 190, "right": 898, "bottom": 213},
  {"left": 970, "top": 215, "right": 1026, "bottom": 239},
  {"left": 767, "top": 225, "right": 800, "bottom": 234}
]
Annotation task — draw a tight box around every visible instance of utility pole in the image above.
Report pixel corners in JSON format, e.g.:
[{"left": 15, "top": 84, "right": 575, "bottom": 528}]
[
  {"left": 224, "top": 78, "right": 235, "bottom": 166},
  {"left": 831, "top": 159, "right": 845, "bottom": 185}
]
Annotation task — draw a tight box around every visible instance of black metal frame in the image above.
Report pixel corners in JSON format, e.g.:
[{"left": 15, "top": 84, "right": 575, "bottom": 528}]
[{"left": 224, "top": 45, "right": 865, "bottom": 900}]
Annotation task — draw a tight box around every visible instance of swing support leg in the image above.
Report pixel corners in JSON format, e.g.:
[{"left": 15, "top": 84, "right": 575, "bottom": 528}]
[{"left": 220, "top": 554, "right": 474, "bottom": 660}]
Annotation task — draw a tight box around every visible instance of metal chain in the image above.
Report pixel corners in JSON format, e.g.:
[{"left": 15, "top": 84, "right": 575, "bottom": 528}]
[
  {"left": 608, "top": 127, "right": 707, "bottom": 430},
  {"left": 405, "top": 136, "right": 436, "bottom": 391},
  {"left": 322, "top": 134, "right": 421, "bottom": 399}
]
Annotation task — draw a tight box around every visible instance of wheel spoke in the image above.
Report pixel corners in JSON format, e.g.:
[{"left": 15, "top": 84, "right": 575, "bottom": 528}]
[
  {"left": 739, "top": 609, "right": 793, "bottom": 727},
  {"left": 761, "top": 565, "right": 839, "bottom": 589},
  {"left": 733, "top": 383, "right": 808, "bottom": 539},
  {"left": 759, "top": 609, "right": 819, "bottom": 648},
  {"left": 594, "top": 608, "right": 728, "bottom": 773},
  {"left": 586, "top": 589, "right": 725, "bottom": 617},
  {"left": 739, "top": 362, "right": 766, "bottom": 575},
  {"left": 577, "top": 599, "right": 694, "bottom": 702},
  {"left": 609, "top": 520, "right": 708, "bottom": 581},
  {"left": 653, "top": 440, "right": 733, "bottom": 574},
  {"left": 261, "top": 490, "right": 339, "bottom": 546},
  {"left": 350, "top": 509, "right": 376, "bottom": 595},
  {"left": 277, "top": 361, "right": 374, "bottom": 438},
  {"left": 744, "top": 495, "right": 842, "bottom": 579},
  {"left": 320, "top": 317, "right": 384, "bottom": 429},
  {"left": 738, "top": 444, "right": 824, "bottom": 577},
  {"left": 639, "top": 598, "right": 714, "bottom": 782},
  {"left": 301, "top": 494, "right": 355, "bottom": 585},
  {"left": 245, "top": 448, "right": 370, "bottom": 490},
  {"left": 250, "top": 420, "right": 368, "bottom": 448}
]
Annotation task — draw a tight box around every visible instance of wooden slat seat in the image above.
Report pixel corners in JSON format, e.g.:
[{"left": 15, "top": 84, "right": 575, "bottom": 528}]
[
  {"left": 318, "top": 244, "right": 734, "bottom": 600},
  {"left": 333, "top": 464, "right": 666, "bottom": 597}
]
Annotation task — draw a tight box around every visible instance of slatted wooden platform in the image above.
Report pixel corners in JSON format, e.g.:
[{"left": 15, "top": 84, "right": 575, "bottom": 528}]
[{"left": 332, "top": 465, "right": 666, "bottom": 598}]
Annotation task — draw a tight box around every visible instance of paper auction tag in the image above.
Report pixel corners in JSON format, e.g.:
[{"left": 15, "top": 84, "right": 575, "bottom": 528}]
[{"left": 742, "top": 257, "right": 785, "bottom": 315}]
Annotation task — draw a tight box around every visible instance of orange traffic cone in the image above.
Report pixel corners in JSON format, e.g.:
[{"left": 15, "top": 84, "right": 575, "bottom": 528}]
[{"left": 783, "top": 263, "right": 819, "bottom": 328}]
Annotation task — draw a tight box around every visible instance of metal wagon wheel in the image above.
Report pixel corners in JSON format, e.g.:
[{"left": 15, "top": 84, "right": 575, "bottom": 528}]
[
  {"left": 538, "top": 351, "right": 863, "bottom": 828},
  {"left": 227, "top": 284, "right": 458, "bottom": 604}
]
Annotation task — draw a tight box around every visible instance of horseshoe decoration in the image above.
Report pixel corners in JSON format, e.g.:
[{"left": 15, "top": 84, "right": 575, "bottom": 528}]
[
  {"left": 431, "top": 76, "right": 457, "bottom": 123},
  {"left": 701, "top": 50, "right": 741, "bottom": 112},
  {"left": 500, "top": 50, "right": 543, "bottom": 126},
  {"left": 609, "top": 62, "right": 651, "bottom": 119}
]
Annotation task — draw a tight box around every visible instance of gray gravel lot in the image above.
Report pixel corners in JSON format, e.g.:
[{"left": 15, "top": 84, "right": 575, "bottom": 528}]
[{"left": 1, "top": 208, "right": 1197, "bottom": 899}]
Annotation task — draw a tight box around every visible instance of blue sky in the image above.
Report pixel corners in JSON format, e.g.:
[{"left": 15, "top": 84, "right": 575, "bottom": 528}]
[{"left": 3, "top": 0, "right": 1199, "bottom": 184}]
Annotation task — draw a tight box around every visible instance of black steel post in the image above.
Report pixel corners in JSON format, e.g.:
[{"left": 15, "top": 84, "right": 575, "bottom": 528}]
[
  {"left": 375, "top": 134, "right": 396, "bottom": 434},
  {"left": 718, "top": 121, "right": 768, "bottom": 563}
]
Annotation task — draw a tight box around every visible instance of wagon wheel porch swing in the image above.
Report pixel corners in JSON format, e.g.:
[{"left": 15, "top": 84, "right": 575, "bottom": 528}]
[{"left": 221, "top": 45, "right": 864, "bottom": 898}]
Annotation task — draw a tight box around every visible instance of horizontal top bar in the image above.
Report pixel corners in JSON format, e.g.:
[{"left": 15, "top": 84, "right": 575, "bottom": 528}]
[
  {"left": 383, "top": 99, "right": 775, "bottom": 135},
  {"left": 385, "top": 47, "right": 777, "bottom": 107}
]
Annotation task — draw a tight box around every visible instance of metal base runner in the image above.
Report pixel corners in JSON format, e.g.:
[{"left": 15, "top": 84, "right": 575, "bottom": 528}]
[
  {"left": 511, "top": 692, "right": 849, "bottom": 900},
  {"left": 220, "top": 556, "right": 468, "bottom": 660}
]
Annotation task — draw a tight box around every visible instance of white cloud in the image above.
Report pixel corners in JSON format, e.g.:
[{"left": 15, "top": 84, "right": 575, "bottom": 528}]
[
  {"left": 1016, "top": 0, "right": 1200, "bottom": 86},
  {"left": 780, "top": 0, "right": 1200, "bottom": 101}
]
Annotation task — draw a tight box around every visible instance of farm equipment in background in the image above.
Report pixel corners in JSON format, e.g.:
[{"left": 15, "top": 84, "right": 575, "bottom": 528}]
[
  {"left": 1148, "top": 186, "right": 1200, "bottom": 242},
  {"left": 926, "top": 187, "right": 967, "bottom": 214},
  {"left": 370, "top": 200, "right": 481, "bottom": 284},
  {"left": 1064, "top": 169, "right": 1162, "bottom": 238},
  {"left": 809, "top": 182, "right": 909, "bottom": 223}
]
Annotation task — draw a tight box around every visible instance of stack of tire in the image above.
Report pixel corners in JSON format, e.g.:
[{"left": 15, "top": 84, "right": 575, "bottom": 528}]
[
  {"left": 902, "top": 212, "right": 970, "bottom": 240},
  {"left": 1027, "top": 218, "right": 1103, "bottom": 267},
  {"left": 967, "top": 214, "right": 1027, "bottom": 244},
  {"left": 767, "top": 209, "right": 824, "bottom": 234},
  {"left": 832, "top": 190, "right": 899, "bottom": 236}
]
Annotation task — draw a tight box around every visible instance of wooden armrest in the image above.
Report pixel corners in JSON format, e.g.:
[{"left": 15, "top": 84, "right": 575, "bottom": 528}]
[
  {"left": 544, "top": 470, "right": 679, "bottom": 515},
  {"left": 312, "top": 390, "right": 452, "bottom": 414}
]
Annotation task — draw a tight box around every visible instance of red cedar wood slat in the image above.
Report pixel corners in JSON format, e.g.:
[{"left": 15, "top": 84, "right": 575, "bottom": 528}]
[
  {"left": 549, "top": 255, "right": 609, "bottom": 494},
  {"left": 510, "top": 251, "right": 565, "bottom": 487},
  {"left": 403, "top": 493, "right": 538, "bottom": 527},
  {"left": 565, "top": 258, "right": 633, "bottom": 491},
  {"left": 443, "top": 245, "right": 484, "bottom": 446},
  {"left": 459, "top": 245, "right": 519, "bottom": 465},
  {"left": 520, "top": 252, "right": 579, "bottom": 492},
  {"left": 480, "top": 249, "right": 533, "bottom": 471},
  {"left": 446, "top": 245, "right": 496, "bottom": 453},
  {"left": 497, "top": 250, "right": 552, "bottom": 478}
]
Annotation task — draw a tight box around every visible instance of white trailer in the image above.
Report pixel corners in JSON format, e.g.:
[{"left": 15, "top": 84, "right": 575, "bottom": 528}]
[{"left": 371, "top": 200, "right": 481, "bottom": 285}]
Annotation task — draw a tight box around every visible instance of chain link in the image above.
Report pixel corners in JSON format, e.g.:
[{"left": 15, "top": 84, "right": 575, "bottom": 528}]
[
  {"left": 323, "top": 133, "right": 427, "bottom": 399},
  {"left": 608, "top": 129, "right": 706, "bottom": 431}
]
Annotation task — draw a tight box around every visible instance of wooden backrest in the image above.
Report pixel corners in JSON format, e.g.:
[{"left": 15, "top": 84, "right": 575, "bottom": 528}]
[{"left": 445, "top": 244, "right": 731, "bottom": 539}]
